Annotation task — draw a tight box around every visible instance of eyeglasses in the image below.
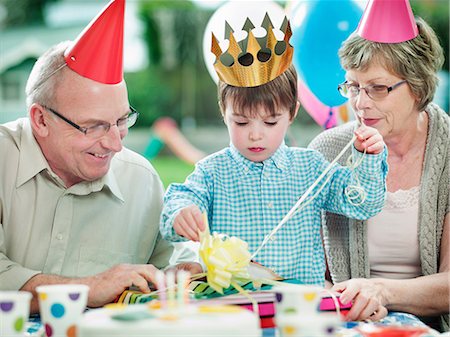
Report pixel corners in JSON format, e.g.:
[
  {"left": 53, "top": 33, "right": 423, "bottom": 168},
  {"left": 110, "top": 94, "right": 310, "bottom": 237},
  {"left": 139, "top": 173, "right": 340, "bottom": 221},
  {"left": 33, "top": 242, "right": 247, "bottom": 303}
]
[
  {"left": 337, "top": 80, "right": 407, "bottom": 100},
  {"left": 43, "top": 105, "right": 139, "bottom": 138}
]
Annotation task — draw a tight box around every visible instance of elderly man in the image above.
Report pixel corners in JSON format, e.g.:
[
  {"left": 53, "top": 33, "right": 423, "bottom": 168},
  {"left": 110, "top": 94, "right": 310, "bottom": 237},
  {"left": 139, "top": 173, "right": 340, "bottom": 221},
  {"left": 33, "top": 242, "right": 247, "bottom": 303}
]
[{"left": 0, "top": 0, "right": 199, "bottom": 313}]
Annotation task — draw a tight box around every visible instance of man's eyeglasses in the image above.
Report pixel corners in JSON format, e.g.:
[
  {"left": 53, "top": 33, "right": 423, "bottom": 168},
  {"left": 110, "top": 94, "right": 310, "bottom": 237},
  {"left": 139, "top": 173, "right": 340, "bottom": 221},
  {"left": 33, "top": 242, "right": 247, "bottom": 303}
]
[
  {"left": 337, "top": 80, "right": 407, "bottom": 100},
  {"left": 43, "top": 105, "right": 139, "bottom": 138}
]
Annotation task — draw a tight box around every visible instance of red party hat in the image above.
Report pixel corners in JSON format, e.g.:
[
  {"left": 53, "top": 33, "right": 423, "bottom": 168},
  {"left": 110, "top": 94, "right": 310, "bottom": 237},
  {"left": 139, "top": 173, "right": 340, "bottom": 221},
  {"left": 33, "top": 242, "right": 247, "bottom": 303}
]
[
  {"left": 356, "top": 0, "right": 418, "bottom": 43},
  {"left": 64, "top": 0, "right": 125, "bottom": 84}
]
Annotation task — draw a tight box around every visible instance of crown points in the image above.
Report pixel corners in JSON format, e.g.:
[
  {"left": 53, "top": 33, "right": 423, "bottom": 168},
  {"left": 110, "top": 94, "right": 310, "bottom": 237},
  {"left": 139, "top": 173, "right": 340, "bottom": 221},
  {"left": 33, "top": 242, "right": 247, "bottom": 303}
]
[
  {"left": 261, "top": 13, "right": 274, "bottom": 30},
  {"left": 246, "top": 30, "right": 260, "bottom": 55},
  {"left": 224, "top": 21, "right": 234, "bottom": 40},
  {"left": 227, "top": 33, "right": 242, "bottom": 59},
  {"left": 283, "top": 19, "right": 292, "bottom": 42},
  {"left": 211, "top": 33, "right": 222, "bottom": 59},
  {"left": 266, "top": 27, "right": 277, "bottom": 50},
  {"left": 242, "top": 18, "right": 255, "bottom": 32},
  {"left": 281, "top": 17, "right": 288, "bottom": 33},
  {"left": 211, "top": 13, "right": 293, "bottom": 87}
]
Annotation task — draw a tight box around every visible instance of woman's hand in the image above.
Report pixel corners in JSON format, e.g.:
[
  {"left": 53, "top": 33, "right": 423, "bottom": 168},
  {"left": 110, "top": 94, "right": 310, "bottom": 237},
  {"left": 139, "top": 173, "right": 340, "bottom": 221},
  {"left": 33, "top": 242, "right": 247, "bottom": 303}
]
[
  {"left": 354, "top": 124, "right": 385, "bottom": 154},
  {"left": 332, "top": 278, "right": 389, "bottom": 321}
]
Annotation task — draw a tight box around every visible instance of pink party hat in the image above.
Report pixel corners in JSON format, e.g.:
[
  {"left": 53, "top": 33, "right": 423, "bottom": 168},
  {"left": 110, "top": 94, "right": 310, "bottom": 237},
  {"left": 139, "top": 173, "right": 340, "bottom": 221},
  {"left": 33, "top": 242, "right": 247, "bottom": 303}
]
[
  {"left": 357, "top": 0, "right": 419, "bottom": 43},
  {"left": 64, "top": 0, "right": 125, "bottom": 84}
]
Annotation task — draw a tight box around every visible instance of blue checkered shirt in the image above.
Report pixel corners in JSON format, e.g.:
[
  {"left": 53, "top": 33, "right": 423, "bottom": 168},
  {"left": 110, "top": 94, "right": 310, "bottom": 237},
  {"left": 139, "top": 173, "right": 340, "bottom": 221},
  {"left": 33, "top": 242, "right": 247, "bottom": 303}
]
[{"left": 161, "top": 143, "right": 388, "bottom": 285}]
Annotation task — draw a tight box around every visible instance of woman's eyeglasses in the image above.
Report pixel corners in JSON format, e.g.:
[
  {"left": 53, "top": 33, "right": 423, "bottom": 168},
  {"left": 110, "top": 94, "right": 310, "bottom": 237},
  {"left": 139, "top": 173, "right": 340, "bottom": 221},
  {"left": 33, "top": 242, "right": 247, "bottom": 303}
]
[{"left": 337, "top": 80, "right": 407, "bottom": 100}]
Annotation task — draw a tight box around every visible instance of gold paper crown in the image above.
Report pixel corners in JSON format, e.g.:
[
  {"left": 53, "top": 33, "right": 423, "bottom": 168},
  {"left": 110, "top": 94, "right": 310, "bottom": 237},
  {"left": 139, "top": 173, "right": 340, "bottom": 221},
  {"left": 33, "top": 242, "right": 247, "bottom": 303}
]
[{"left": 211, "top": 14, "right": 293, "bottom": 88}]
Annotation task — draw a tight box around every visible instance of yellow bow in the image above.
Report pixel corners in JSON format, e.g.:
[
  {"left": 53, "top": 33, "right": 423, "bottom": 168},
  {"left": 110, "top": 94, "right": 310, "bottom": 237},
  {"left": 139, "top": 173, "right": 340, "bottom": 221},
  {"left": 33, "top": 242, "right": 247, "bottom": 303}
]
[{"left": 199, "top": 214, "right": 251, "bottom": 294}]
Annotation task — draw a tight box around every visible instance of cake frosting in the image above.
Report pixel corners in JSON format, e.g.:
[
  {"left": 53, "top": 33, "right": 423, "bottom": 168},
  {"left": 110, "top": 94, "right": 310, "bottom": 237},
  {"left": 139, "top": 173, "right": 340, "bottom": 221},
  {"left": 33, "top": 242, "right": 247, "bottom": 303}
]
[{"left": 78, "top": 303, "right": 261, "bottom": 337}]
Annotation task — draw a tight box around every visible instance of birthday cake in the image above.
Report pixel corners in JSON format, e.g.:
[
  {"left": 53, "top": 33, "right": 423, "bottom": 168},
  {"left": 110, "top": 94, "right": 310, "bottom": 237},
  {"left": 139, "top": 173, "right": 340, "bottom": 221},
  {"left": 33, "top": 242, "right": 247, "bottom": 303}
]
[{"left": 78, "top": 303, "right": 261, "bottom": 337}]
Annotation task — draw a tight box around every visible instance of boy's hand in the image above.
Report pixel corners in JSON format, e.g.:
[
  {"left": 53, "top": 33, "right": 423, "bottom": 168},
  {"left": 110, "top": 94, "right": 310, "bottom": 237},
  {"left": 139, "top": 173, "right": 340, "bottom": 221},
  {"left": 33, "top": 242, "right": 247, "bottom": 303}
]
[
  {"left": 173, "top": 205, "right": 206, "bottom": 242},
  {"left": 353, "top": 124, "right": 385, "bottom": 154}
]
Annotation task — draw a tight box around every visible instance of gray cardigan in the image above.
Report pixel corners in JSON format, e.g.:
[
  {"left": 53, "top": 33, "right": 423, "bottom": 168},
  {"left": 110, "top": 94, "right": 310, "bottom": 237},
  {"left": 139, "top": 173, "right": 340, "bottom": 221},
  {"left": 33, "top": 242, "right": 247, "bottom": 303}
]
[{"left": 309, "top": 103, "right": 449, "bottom": 331}]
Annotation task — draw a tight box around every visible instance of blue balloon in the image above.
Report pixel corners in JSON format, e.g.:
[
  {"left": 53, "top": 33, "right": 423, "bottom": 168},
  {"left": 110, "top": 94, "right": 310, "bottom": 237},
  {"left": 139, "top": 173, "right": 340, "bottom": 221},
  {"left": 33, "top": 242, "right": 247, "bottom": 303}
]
[{"left": 291, "top": 0, "right": 362, "bottom": 107}]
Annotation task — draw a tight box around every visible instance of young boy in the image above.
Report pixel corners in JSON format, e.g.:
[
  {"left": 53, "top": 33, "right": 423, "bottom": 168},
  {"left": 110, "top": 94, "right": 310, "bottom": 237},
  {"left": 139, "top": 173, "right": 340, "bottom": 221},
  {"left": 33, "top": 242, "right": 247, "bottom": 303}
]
[{"left": 160, "top": 17, "right": 387, "bottom": 286}]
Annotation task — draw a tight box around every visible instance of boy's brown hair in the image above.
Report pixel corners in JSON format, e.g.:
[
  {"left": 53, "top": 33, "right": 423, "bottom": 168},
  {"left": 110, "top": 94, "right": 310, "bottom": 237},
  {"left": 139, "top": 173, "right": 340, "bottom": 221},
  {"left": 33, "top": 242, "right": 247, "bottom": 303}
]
[{"left": 218, "top": 63, "right": 298, "bottom": 120}]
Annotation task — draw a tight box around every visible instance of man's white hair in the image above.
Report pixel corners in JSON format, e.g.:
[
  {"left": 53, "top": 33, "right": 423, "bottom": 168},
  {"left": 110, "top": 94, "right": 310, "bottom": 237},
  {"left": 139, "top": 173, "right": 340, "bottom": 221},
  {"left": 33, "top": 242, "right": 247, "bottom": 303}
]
[{"left": 25, "top": 41, "right": 71, "bottom": 109}]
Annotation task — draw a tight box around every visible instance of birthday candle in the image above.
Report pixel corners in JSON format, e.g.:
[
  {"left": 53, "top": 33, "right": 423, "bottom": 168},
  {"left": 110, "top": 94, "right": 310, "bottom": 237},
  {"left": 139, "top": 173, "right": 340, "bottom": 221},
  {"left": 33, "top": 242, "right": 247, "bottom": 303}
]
[
  {"left": 155, "top": 270, "right": 166, "bottom": 309},
  {"left": 177, "top": 270, "right": 190, "bottom": 308},
  {"left": 183, "top": 271, "right": 190, "bottom": 305},
  {"left": 166, "top": 270, "right": 176, "bottom": 309}
]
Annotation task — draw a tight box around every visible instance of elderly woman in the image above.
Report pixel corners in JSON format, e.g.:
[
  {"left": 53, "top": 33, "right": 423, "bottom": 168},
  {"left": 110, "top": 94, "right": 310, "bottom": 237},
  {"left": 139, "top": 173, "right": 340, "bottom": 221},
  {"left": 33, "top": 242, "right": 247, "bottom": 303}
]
[{"left": 309, "top": 16, "right": 449, "bottom": 331}]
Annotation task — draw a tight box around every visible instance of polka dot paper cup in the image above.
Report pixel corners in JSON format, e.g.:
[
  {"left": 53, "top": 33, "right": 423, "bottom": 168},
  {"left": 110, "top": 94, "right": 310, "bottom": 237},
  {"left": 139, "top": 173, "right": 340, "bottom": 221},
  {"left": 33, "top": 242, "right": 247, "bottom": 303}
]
[
  {"left": 274, "top": 285, "right": 340, "bottom": 337},
  {"left": 274, "top": 284, "right": 322, "bottom": 316},
  {"left": 0, "top": 291, "right": 32, "bottom": 336},
  {"left": 36, "top": 285, "right": 89, "bottom": 337},
  {"left": 277, "top": 312, "right": 340, "bottom": 337}
]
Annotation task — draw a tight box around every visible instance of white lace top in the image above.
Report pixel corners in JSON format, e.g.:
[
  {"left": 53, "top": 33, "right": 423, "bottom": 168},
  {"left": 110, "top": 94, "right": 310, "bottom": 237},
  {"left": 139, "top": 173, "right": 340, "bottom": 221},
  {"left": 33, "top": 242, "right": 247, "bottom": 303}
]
[{"left": 367, "top": 186, "right": 422, "bottom": 279}]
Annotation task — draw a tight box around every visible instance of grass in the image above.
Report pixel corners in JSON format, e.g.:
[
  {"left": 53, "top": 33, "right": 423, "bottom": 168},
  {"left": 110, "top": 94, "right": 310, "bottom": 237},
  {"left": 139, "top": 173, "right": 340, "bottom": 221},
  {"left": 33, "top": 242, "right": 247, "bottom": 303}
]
[{"left": 149, "top": 156, "right": 194, "bottom": 188}]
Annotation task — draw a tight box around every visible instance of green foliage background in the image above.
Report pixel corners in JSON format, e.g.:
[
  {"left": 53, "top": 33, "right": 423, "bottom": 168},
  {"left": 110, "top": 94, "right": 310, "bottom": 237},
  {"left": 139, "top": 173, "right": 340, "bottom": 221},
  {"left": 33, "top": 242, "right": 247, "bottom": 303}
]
[
  {"left": 411, "top": 0, "right": 449, "bottom": 71},
  {"left": 150, "top": 156, "right": 194, "bottom": 188}
]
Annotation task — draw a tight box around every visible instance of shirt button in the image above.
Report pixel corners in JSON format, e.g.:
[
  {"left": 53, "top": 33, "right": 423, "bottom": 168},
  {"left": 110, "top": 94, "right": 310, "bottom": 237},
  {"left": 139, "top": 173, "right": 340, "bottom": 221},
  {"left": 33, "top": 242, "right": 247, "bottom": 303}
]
[
  {"left": 267, "top": 202, "right": 273, "bottom": 209},
  {"left": 244, "top": 167, "right": 249, "bottom": 173},
  {"left": 56, "top": 233, "right": 63, "bottom": 240}
]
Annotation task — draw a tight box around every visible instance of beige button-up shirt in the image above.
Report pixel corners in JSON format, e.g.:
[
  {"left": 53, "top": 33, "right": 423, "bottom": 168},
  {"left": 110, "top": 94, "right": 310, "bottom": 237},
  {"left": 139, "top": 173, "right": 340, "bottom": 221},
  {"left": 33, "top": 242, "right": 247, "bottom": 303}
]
[{"left": 0, "top": 118, "right": 174, "bottom": 290}]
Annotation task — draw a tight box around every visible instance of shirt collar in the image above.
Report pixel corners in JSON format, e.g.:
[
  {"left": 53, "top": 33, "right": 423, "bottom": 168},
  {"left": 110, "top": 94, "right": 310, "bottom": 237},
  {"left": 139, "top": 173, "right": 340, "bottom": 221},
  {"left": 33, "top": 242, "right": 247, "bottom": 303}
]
[
  {"left": 229, "top": 142, "right": 289, "bottom": 172},
  {"left": 16, "top": 119, "right": 124, "bottom": 201},
  {"left": 64, "top": 170, "right": 124, "bottom": 202},
  {"left": 267, "top": 142, "right": 289, "bottom": 170},
  {"left": 97, "top": 168, "right": 124, "bottom": 202}
]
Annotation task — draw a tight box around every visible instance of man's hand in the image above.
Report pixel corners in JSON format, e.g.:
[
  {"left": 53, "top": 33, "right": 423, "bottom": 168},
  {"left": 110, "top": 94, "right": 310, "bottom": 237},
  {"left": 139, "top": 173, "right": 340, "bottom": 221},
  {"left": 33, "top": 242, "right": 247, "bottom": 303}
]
[
  {"left": 22, "top": 264, "right": 162, "bottom": 312},
  {"left": 80, "top": 264, "right": 159, "bottom": 308}
]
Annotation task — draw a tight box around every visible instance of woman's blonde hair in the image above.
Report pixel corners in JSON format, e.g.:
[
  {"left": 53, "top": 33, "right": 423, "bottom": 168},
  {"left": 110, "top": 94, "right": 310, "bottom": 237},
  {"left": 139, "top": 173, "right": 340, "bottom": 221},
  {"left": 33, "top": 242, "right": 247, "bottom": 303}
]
[{"left": 339, "top": 17, "right": 444, "bottom": 111}]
